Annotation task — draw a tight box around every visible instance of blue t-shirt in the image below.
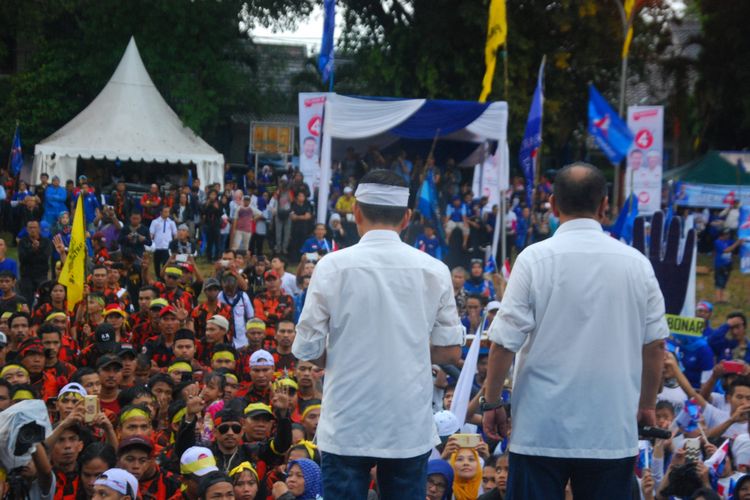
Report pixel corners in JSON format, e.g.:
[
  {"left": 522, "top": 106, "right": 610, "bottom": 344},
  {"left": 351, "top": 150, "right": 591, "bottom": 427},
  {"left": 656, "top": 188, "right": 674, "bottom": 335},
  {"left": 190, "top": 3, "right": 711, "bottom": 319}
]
[
  {"left": 679, "top": 338, "right": 715, "bottom": 388},
  {"left": 0, "top": 258, "right": 18, "bottom": 278},
  {"left": 414, "top": 234, "right": 442, "bottom": 260},
  {"left": 300, "top": 237, "right": 332, "bottom": 254},
  {"left": 446, "top": 203, "right": 467, "bottom": 222},
  {"left": 714, "top": 238, "right": 735, "bottom": 268}
]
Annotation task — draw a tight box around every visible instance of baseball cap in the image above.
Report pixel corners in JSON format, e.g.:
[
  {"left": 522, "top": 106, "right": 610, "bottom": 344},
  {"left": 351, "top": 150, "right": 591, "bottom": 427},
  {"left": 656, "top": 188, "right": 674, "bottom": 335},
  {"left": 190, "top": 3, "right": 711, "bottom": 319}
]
[
  {"left": 97, "top": 354, "right": 124, "bottom": 370},
  {"left": 204, "top": 278, "right": 221, "bottom": 290},
  {"left": 95, "top": 323, "right": 117, "bottom": 347},
  {"left": 94, "top": 468, "right": 138, "bottom": 497},
  {"left": 180, "top": 446, "right": 219, "bottom": 477},
  {"left": 58, "top": 382, "right": 87, "bottom": 399},
  {"left": 343, "top": 186, "right": 353, "bottom": 194},
  {"left": 243, "top": 402, "right": 274, "bottom": 419},
  {"left": 149, "top": 298, "right": 169, "bottom": 310},
  {"left": 159, "top": 306, "right": 177, "bottom": 318},
  {"left": 118, "top": 435, "right": 154, "bottom": 455},
  {"left": 207, "top": 315, "right": 229, "bottom": 331},
  {"left": 264, "top": 270, "right": 279, "bottom": 281},
  {"left": 18, "top": 338, "right": 44, "bottom": 358},
  {"left": 433, "top": 410, "right": 461, "bottom": 438},
  {"left": 249, "top": 349, "right": 274, "bottom": 368},
  {"left": 104, "top": 304, "right": 127, "bottom": 318},
  {"left": 118, "top": 343, "right": 137, "bottom": 359},
  {"left": 487, "top": 301, "right": 501, "bottom": 312}
]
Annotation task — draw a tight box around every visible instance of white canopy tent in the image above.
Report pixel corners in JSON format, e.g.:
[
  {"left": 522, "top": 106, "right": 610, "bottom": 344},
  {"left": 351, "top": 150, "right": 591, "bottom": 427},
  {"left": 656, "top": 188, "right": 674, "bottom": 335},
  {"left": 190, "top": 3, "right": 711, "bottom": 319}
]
[{"left": 32, "top": 37, "right": 224, "bottom": 189}]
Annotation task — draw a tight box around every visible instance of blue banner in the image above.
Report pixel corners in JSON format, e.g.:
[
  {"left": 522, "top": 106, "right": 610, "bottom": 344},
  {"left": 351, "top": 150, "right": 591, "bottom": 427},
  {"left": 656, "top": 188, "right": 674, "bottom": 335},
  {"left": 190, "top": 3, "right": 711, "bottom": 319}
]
[
  {"left": 10, "top": 127, "right": 23, "bottom": 176},
  {"left": 674, "top": 182, "right": 750, "bottom": 209},
  {"left": 588, "top": 85, "right": 633, "bottom": 165},
  {"left": 519, "top": 60, "right": 544, "bottom": 205},
  {"left": 740, "top": 205, "right": 750, "bottom": 274},
  {"left": 319, "top": 0, "right": 336, "bottom": 84}
]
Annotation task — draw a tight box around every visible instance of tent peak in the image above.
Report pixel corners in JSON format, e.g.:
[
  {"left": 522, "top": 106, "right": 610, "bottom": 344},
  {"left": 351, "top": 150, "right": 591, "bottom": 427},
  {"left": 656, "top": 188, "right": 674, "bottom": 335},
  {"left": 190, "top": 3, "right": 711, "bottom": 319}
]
[{"left": 110, "top": 36, "right": 155, "bottom": 88}]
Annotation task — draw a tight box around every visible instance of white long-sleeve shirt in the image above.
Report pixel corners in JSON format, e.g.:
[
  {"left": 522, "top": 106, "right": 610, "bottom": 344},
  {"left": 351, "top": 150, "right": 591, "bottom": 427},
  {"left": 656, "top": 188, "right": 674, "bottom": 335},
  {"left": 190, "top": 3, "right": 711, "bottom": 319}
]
[
  {"left": 292, "top": 229, "right": 464, "bottom": 458},
  {"left": 489, "top": 218, "right": 669, "bottom": 459}
]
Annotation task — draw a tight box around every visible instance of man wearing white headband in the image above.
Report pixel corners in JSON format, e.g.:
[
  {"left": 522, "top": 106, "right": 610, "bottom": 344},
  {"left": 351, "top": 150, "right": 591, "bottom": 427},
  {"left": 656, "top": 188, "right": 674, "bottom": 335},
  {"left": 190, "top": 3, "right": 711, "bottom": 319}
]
[{"left": 292, "top": 169, "right": 463, "bottom": 499}]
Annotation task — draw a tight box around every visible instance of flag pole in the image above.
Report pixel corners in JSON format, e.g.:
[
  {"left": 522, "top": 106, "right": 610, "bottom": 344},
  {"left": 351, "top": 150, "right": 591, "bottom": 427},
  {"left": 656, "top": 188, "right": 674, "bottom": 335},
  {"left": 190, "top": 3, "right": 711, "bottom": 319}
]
[
  {"left": 614, "top": 0, "right": 630, "bottom": 210},
  {"left": 533, "top": 56, "right": 546, "bottom": 208}
]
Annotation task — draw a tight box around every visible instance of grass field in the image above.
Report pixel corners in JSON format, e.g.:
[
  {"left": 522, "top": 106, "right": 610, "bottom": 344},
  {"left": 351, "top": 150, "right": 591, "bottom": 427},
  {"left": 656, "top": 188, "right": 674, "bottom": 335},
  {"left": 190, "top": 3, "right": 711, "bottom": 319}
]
[{"left": 2, "top": 231, "right": 747, "bottom": 320}]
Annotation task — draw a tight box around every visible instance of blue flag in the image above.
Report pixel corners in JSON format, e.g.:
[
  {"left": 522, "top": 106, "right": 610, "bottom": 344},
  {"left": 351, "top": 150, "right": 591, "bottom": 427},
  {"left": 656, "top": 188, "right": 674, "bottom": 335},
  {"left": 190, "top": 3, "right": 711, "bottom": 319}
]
[
  {"left": 319, "top": 0, "right": 336, "bottom": 84},
  {"left": 10, "top": 127, "right": 23, "bottom": 176},
  {"left": 609, "top": 193, "right": 639, "bottom": 243},
  {"left": 418, "top": 169, "right": 448, "bottom": 253},
  {"left": 519, "top": 59, "right": 545, "bottom": 205},
  {"left": 588, "top": 85, "right": 634, "bottom": 165}
]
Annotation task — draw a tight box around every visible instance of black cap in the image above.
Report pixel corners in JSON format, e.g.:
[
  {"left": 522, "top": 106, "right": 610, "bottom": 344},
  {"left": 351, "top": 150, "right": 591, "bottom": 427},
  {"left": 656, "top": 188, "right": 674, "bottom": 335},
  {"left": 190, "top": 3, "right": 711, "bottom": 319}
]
[
  {"left": 95, "top": 323, "right": 117, "bottom": 346},
  {"left": 117, "top": 435, "right": 154, "bottom": 455},
  {"left": 118, "top": 343, "right": 137, "bottom": 359},
  {"left": 96, "top": 354, "right": 124, "bottom": 370},
  {"left": 175, "top": 329, "right": 195, "bottom": 342}
]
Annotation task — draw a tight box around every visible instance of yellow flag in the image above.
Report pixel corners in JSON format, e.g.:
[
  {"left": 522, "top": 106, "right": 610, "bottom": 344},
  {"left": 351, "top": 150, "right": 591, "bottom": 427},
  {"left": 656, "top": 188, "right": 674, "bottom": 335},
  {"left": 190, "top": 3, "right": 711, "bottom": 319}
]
[
  {"left": 479, "top": 0, "right": 507, "bottom": 102},
  {"left": 58, "top": 195, "right": 87, "bottom": 312},
  {"left": 621, "top": 0, "right": 635, "bottom": 59}
]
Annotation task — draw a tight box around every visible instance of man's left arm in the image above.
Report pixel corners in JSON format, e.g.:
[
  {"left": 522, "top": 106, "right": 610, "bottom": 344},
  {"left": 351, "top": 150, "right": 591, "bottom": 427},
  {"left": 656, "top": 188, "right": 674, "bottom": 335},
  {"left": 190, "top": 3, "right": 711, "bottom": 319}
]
[{"left": 429, "top": 267, "right": 465, "bottom": 366}]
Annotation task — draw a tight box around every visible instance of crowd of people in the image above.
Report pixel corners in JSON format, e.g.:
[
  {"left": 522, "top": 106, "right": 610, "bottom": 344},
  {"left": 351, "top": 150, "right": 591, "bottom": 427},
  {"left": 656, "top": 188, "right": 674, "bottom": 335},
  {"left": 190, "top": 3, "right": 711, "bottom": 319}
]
[{"left": 0, "top": 150, "right": 746, "bottom": 500}]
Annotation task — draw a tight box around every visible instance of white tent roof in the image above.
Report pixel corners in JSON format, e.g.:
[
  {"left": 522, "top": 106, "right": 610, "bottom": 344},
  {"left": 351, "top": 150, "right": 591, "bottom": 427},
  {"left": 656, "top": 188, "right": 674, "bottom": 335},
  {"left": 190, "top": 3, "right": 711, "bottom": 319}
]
[{"left": 32, "top": 37, "right": 224, "bottom": 187}]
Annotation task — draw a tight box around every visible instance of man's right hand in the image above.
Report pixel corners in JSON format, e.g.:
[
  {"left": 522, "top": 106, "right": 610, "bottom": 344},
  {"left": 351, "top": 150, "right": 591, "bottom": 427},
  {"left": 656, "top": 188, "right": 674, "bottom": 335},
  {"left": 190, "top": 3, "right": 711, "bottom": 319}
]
[
  {"left": 731, "top": 403, "right": 750, "bottom": 423},
  {"left": 481, "top": 406, "right": 508, "bottom": 442}
]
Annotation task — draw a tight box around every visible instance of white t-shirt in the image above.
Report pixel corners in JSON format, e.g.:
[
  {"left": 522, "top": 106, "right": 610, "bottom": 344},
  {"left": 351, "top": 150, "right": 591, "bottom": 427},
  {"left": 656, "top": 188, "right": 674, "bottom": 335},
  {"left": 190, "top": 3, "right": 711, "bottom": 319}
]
[
  {"left": 293, "top": 229, "right": 464, "bottom": 458},
  {"left": 280, "top": 271, "right": 299, "bottom": 296},
  {"left": 703, "top": 404, "right": 747, "bottom": 438},
  {"left": 489, "top": 218, "right": 669, "bottom": 459}
]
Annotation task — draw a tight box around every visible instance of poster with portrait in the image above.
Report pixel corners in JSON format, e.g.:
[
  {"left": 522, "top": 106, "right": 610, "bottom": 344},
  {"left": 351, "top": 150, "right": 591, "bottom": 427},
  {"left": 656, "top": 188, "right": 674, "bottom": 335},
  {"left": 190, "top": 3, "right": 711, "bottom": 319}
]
[
  {"left": 625, "top": 106, "right": 664, "bottom": 214},
  {"left": 298, "top": 93, "right": 329, "bottom": 199}
]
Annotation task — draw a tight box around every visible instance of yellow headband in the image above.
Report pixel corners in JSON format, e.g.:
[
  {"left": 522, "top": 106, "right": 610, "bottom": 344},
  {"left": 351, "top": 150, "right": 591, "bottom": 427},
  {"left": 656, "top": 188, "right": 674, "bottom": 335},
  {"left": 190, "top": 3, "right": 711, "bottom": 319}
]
[
  {"left": 1, "top": 365, "right": 28, "bottom": 378},
  {"left": 212, "top": 351, "right": 236, "bottom": 363},
  {"left": 120, "top": 407, "right": 150, "bottom": 424},
  {"left": 12, "top": 390, "right": 34, "bottom": 401},
  {"left": 167, "top": 362, "right": 192, "bottom": 374},
  {"left": 229, "top": 461, "right": 258, "bottom": 481},
  {"left": 224, "top": 373, "right": 238, "bottom": 384},
  {"left": 164, "top": 267, "right": 183, "bottom": 277},
  {"left": 296, "top": 440, "right": 318, "bottom": 460},
  {"left": 301, "top": 404, "right": 321, "bottom": 420},
  {"left": 180, "top": 456, "right": 216, "bottom": 475},
  {"left": 245, "top": 319, "right": 266, "bottom": 330},
  {"left": 59, "top": 392, "right": 84, "bottom": 401},
  {"left": 171, "top": 407, "right": 187, "bottom": 425},
  {"left": 274, "top": 378, "right": 298, "bottom": 391},
  {"left": 244, "top": 402, "right": 273, "bottom": 416},
  {"left": 45, "top": 312, "right": 67, "bottom": 322}
]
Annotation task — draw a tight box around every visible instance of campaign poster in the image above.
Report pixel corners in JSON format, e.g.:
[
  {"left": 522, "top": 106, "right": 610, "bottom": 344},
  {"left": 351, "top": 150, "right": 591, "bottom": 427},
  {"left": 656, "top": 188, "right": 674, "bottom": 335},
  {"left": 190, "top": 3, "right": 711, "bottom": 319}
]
[
  {"left": 625, "top": 106, "right": 664, "bottom": 214},
  {"left": 298, "top": 93, "right": 328, "bottom": 198}
]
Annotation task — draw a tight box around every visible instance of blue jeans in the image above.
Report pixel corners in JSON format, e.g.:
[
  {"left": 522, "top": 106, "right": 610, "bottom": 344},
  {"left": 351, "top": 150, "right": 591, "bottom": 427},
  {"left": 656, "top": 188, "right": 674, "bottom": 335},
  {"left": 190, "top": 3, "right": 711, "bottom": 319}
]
[
  {"left": 507, "top": 452, "right": 636, "bottom": 500},
  {"left": 321, "top": 451, "right": 430, "bottom": 500}
]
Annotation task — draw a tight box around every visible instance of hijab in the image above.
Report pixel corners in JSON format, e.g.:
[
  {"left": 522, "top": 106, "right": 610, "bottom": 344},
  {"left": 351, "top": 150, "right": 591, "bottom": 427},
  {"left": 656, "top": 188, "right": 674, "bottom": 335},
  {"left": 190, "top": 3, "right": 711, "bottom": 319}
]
[{"left": 450, "top": 449, "right": 482, "bottom": 500}]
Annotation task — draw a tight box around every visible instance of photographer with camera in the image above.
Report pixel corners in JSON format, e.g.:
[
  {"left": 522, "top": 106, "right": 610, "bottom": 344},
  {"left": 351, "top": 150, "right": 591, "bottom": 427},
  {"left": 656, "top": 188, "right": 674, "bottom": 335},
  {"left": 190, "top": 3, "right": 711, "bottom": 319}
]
[
  {"left": 6, "top": 441, "right": 54, "bottom": 500},
  {"left": 117, "top": 212, "right": 151, "bottom": 260}
]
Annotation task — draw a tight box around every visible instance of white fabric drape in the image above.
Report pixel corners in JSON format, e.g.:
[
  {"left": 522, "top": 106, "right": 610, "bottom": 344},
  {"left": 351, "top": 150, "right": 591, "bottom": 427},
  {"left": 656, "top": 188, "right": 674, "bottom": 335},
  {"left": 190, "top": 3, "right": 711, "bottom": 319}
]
[
  {"left": 465, "top": 102, "right": 509, "bottom": 141},
  {"left": 450, "top": 329, "right": 481, "bottom": 426}
]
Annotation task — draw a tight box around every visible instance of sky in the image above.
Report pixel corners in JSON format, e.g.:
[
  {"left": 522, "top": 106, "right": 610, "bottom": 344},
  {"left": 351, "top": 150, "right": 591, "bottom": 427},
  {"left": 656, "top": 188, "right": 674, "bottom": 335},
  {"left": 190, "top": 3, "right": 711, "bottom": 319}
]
[{"left": 250, "top": 5, "right": 342, "bottom": 55}]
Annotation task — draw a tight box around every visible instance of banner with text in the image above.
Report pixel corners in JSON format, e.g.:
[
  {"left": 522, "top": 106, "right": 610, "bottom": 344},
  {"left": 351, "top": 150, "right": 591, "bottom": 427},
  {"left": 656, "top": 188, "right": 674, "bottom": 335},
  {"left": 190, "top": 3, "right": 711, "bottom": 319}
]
[
  {"left": 740, "top": 206, "right": 750, "bottom": 274},
  {"left": 472, "top": 145, "right": 509, "bottom": 213},
  {"left": 665, "top": 314, "right": 705, "bottom": 338},
  {"left": 298, "top": 93, "right": 329, "bottom": 198},
  {"left": 625, "top": 106, "right": 664, "bottom": 214},
  {"left": 673, "top": 182, "right": 750, "bottom": 209}
]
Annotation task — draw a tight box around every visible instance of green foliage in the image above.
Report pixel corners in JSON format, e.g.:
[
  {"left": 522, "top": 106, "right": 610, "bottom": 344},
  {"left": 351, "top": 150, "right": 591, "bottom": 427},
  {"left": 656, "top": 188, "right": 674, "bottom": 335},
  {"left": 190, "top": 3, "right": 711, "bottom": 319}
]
[
  {"left": 693, "top": 1, "right": 750, "bottom": 151},
  {"left": 0, "top": 0, "right": 312, "bottom": 147}
]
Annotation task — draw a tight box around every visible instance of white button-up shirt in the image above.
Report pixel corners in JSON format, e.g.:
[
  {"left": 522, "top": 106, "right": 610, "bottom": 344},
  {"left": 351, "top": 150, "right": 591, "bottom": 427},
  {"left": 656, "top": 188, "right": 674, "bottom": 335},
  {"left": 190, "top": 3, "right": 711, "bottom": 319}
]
[
  {"left": 489, "top": 218, "right": 668, "bottom": 459},
  {"left": 292, "top": 229, "right": 463, "bottom": 458},
  {"left": 149, "top": 216, "right": 177, "bottom": 250}
]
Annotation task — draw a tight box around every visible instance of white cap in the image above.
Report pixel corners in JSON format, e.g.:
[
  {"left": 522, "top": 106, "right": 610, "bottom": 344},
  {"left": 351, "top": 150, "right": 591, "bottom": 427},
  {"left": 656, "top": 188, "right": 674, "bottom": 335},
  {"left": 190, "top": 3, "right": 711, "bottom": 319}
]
[
  {"left": 249, "top": 349, "right": 275, "bottom": 368},
  {"left": 343, "top": 186, "right": 353, "bottom": 194},
  {"left": 94, "top": 468, "right": 138, "bottom": 497},
  {"left": 433, "top": 410, "right": 461, "bottom": 437},
  {"left": 733, "top": 434, "right": 750, "bottom": 467},
  {"left": 180, "top": 446, "right": 219, "bottom": 477},
  {"left": 206, "top": 315, "right": 229, "bottom": 331},
  {"left": 58, "top": 382, "right": 88, "bottom": 398},
  {"left": 486, "top": 301, "right": 501, "bottom": 312}
]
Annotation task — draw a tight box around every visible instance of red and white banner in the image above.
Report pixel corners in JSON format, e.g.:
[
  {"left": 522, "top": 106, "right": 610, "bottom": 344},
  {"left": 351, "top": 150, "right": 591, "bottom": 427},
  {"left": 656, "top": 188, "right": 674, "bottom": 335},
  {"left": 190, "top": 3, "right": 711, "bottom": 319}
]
[
  {"left": 625, "top": 106, "right": 664, "bottom": 214},
  {"left": 298, "top": 93, "right": 329, "bottom": 198}
]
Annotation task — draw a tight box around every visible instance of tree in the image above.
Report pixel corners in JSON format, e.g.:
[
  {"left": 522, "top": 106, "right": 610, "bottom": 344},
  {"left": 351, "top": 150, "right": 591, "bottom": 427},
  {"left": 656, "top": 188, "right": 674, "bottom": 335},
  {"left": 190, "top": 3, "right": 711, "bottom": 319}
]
[{"left": 692, "top": 1, "right": 750, "bottom": 151}]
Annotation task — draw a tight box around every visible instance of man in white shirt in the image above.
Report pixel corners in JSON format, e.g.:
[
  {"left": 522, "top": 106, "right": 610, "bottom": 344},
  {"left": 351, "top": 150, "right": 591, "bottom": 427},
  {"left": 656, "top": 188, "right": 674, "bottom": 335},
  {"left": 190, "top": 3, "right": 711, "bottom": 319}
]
[
  {"left": 292, "top": 169, "right": 463, "bottom": 500},
  {"left": 149, "top": 206, "right": 177, "bottom": 276},
  {"left": 481, "top": 163, "right": 668, "bottom": 499}
]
